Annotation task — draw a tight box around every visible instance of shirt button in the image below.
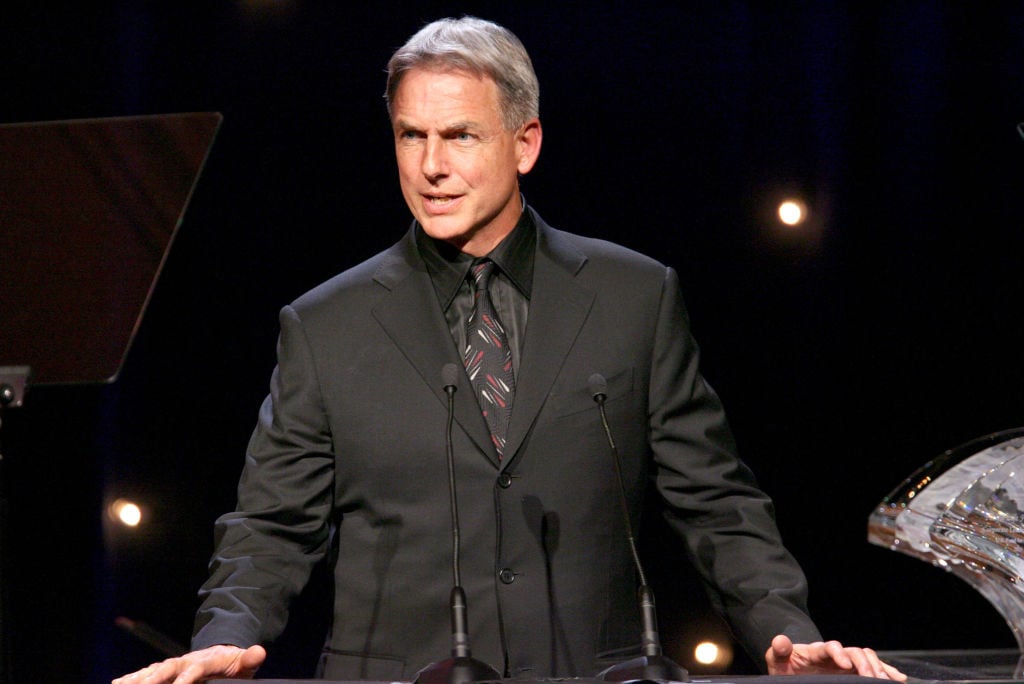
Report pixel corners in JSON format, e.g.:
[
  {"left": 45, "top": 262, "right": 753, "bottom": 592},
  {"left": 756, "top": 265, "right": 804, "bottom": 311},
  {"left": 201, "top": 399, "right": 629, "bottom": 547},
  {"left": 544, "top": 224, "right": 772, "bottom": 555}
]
[
  {"left": 498, "top": 568, "right": 516, "bottom": 584},
  {"left": 498, "top": 473, "right": 513, "bottom": 489}
]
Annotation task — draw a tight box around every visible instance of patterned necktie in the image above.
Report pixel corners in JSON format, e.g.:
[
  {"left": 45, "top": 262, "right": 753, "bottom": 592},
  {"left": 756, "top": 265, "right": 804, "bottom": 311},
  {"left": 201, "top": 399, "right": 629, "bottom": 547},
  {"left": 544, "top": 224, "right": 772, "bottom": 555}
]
[{"left": 463, "top": 258, "right": 515, "bottom": 458}]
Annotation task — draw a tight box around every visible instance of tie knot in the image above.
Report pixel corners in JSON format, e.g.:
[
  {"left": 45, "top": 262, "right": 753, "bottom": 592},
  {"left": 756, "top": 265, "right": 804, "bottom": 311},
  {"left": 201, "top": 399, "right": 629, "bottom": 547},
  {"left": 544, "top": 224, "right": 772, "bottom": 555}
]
[{"left": 470, "top": 258, "right": 496, "bottom": 288}]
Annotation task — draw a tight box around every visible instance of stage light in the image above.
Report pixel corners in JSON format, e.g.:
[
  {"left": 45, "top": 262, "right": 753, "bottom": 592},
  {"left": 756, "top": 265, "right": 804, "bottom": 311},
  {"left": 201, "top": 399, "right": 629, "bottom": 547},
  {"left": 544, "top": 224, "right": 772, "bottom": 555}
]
[
  {"left": 108, "top": 499, "right": 143, "bottom": 527},
  {"left": 695, "top": 641, "right": 719, "bottom": 664},
  {"left": 777, "top": 199, "right": 808, "bottom": 226},
  {"left": 693, "top": 638, "right": 733, "bottom": 669}
]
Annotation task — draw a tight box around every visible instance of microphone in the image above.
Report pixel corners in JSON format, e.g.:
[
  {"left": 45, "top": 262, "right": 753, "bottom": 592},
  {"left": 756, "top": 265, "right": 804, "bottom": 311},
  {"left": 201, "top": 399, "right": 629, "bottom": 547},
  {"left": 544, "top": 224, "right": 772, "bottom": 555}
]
[
  {"left": 414, "top": 364, "right": 502, "bottom": 684},
  {"left": 589, "top": 373, "right": 688, "bottom": 683}
]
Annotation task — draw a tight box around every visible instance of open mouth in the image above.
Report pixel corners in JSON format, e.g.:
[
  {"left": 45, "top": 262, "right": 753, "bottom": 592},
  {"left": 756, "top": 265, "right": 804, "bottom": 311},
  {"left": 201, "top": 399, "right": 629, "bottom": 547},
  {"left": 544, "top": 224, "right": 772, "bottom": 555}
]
[
  {"left": 423, "top": 194, "right": 463, "bottom": 212},
  {"left": 426, "top": 195, "right": 458, "bottom": 205}
]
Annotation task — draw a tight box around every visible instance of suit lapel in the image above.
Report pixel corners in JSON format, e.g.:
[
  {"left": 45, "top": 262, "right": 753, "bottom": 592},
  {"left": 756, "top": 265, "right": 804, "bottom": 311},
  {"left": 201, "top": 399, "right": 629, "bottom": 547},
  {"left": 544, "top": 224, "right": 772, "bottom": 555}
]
[
  {"left": 370, "top": 230, "right": 498, "bottom": 466},
  {"left": 371, "top": 218, "right": 594, "bottom": 470},
  {"left": 503, "top": 217, "right": 594, "bottom": 467}
]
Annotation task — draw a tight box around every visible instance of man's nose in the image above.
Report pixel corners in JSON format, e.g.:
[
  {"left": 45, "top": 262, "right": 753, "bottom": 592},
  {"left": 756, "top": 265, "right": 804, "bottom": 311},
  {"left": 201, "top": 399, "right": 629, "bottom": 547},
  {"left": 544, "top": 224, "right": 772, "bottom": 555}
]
[{"left": 421, "top": 136, "right": 448, "bottom": 179}]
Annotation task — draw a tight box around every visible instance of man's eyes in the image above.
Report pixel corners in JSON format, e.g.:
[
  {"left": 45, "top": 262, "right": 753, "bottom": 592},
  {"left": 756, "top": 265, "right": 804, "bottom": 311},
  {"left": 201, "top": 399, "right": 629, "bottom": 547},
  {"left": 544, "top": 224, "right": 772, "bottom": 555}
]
[{"left": 396, "top": 130, "right": 477, "bottom": 142}]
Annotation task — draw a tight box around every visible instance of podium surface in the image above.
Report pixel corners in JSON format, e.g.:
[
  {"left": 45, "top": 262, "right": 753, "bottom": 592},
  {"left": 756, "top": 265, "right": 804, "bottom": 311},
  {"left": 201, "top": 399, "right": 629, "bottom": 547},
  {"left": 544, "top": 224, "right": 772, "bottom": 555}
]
[{"left": 208, "top": 672, "right": 1021, "bottom": 684}]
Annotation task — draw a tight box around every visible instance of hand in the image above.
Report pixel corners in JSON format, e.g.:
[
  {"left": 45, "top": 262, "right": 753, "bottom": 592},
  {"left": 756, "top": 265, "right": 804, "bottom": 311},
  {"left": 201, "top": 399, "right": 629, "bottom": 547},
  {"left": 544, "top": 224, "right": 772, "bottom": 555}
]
[
  {"left": 766, "top": 634, "right": 906, "bottom": 681},
  {"left": 111, "top": 644, "right": 266, "bottom": 684}
]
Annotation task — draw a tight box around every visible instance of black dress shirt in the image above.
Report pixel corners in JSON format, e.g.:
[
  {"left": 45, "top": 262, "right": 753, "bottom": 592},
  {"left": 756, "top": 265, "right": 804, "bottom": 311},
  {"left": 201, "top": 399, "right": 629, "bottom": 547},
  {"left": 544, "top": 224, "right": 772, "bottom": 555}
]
[{"left": 416, "top": 207, "right": 535, "bottom": 379}]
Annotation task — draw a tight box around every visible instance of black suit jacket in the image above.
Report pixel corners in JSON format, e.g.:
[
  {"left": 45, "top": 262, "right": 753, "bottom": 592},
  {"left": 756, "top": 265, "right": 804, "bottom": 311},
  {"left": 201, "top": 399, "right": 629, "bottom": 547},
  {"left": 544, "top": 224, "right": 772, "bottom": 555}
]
[{"left": 192, "top": 208, "right": 822, "bottom": 678}]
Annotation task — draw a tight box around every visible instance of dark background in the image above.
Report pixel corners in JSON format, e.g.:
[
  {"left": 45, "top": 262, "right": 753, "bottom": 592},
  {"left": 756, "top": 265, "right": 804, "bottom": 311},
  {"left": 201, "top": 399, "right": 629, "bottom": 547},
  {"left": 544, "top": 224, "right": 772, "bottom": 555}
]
[{"left": 2, "top": 2, "right": 1023, "bottom": 682}]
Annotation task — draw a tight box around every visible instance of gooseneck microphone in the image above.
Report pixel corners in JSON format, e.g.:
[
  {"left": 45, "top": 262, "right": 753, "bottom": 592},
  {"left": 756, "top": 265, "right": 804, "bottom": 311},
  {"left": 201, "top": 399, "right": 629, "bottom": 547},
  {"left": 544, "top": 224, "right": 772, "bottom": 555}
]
[
  {"left": 414, "top": 364, "right": 502, "bottom": 684},
  {"left": 589, "top": 373, "right": 688, "bottom": 683}
]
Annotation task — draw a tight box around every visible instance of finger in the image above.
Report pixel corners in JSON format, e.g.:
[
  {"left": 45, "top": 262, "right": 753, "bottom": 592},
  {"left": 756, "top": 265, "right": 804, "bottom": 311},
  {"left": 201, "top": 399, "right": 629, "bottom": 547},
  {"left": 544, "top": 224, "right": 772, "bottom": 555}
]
[
  {"left": 858, "top": 647, "right": 899, "bottom": 680},
  {"left": 841, "top": 648, "right": 875, "bottom": 677},
  {"left": 137, "top": 664, "right": 173, "bottom": 684},
  {"left": 171, "top": 661, "right": 207, "bottom": 684},
  {"left": 822, "top": 640, "right": 854, "bottom": 670},
  {"left": 882, "top": 660, "right": 908, "bottom": 682},
  {"left": 237, "top": 645, "right": 268, "bottom": 675},
  {"left": 861, "top": 647, "right": 890, "bottom": 679},
  {"left": 770, "top": 634, "right": 794, "bottom": 659}
]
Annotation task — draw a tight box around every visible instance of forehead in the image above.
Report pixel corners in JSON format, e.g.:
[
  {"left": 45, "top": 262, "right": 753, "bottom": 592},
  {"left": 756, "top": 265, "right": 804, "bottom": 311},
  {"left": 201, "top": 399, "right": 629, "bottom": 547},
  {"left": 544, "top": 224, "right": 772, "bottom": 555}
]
[{"left": 391, "top": 68, "right": 501, "bottom": 124}]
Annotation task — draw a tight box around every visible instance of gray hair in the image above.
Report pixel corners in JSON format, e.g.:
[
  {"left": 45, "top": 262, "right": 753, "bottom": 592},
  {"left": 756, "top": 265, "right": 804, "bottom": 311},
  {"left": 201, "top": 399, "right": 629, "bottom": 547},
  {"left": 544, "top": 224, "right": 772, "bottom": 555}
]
[{"left": 385, "top": 16, "right": 540, "bottom": 130}]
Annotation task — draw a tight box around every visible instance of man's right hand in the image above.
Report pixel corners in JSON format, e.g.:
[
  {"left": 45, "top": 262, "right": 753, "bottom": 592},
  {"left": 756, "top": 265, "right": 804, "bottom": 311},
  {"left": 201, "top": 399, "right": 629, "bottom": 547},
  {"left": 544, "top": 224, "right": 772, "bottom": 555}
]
[{"left": 111, "top": 644, "right": 266, "bottom": 684}]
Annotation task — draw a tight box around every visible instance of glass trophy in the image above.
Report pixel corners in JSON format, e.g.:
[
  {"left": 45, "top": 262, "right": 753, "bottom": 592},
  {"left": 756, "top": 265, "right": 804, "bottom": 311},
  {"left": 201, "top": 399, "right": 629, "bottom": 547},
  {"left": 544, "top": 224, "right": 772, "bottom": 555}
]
[{"left": 870, "top": 428, "right": 1024, "bottom": 676}]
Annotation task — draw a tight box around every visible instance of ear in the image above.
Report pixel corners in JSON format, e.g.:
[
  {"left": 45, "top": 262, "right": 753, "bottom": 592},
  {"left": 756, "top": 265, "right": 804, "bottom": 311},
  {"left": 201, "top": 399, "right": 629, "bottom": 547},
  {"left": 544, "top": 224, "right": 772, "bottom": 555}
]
[{"left": 515, "top": 118, "right": 543, "bottom": 175}]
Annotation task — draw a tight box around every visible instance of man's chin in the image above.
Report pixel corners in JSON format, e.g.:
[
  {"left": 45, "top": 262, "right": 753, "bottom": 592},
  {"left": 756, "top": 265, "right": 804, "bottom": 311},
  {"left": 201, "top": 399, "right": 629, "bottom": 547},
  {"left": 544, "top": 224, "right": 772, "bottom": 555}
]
[
  {"left": 418, "top": 219, "right": 473, "bottom": 247},
  {"left": 416, "top": 214, "right": 511, "bottom": 256}
]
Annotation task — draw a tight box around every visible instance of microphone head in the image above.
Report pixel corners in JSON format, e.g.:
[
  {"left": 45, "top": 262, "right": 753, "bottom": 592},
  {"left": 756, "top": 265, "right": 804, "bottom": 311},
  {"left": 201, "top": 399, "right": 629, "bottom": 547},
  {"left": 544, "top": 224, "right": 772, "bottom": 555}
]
[
  {"left": 442, "top": 363, "right": 461, "bottom": 390},
  {"left": 588, "top": 373, "right": 608, "bottom": 401}
]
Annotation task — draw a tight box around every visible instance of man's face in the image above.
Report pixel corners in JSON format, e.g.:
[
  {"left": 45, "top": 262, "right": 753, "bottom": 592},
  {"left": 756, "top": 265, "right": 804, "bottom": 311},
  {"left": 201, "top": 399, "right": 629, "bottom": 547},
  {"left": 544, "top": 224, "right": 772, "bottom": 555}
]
[{"left": 391, "top": 68, "right": 541, "bottom": 256}]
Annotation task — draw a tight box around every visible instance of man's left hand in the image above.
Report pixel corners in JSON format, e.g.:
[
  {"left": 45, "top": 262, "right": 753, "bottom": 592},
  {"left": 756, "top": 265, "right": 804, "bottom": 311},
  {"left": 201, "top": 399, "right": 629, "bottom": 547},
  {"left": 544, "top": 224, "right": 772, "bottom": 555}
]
[{"left": 766, "top": 634, "right": 907, "bottom": 680}]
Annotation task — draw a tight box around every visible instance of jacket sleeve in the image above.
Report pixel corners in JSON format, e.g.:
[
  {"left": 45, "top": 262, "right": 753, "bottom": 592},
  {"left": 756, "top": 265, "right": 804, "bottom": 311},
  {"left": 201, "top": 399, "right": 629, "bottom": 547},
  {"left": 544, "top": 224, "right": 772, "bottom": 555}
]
[
  {"left": 647, "top": 266, "right": 823, "bottom": 662},
  {"left": 192, "top": 304, "right": 335, "bottom": 649}
]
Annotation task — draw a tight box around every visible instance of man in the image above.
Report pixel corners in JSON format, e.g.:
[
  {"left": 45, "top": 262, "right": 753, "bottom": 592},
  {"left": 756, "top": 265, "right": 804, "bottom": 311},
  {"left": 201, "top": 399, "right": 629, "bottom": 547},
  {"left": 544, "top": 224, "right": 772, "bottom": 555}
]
[{"left": 114, "top": 17, "right": 903, "bottom": 684}]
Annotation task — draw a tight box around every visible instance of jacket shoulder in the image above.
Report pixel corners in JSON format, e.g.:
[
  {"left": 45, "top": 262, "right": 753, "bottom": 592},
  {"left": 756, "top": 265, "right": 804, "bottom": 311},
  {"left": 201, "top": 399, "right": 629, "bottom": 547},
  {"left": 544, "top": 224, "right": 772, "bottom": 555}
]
[
  {"left": 288, "top": 236, "right": 413, "bottom": 317},
  {"left": 534, "top": 212, "right": 671, "bottom": 286}
]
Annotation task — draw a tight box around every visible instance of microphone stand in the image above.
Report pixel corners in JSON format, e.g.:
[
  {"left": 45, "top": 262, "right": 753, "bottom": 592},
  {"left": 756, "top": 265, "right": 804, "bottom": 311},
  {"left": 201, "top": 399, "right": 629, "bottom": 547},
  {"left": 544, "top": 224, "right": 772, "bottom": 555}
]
[
  {"left": 415, "top": 365, "right": 501, "bottom": 684},
  {"left": 590, "top": 374, "right": 688, "bottom": 683}
]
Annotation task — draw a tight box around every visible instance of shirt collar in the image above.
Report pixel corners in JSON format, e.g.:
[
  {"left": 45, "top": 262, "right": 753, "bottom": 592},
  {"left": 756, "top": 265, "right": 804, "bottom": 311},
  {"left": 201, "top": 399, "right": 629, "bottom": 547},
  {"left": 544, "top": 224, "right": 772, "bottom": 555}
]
[{"left": 417, "top": 202, "right": 536, "bottom": 311}]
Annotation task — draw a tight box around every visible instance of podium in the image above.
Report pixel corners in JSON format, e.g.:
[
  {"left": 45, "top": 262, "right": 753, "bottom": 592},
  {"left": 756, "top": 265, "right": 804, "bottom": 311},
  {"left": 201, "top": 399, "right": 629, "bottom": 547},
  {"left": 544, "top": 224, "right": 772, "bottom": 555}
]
[{"left": 206, "top": 673, "right": 1021, "bottom": 684}]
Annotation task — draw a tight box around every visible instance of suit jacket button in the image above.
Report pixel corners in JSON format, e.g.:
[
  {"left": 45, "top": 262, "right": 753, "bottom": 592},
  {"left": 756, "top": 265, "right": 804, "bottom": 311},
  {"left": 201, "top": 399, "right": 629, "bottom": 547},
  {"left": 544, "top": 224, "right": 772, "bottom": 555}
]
[
  {"left": 498, "top": 473, "right": 513, "bottom": 489},
  {"left": 498, "top": 568, "right": 516, "bottom": 584}
]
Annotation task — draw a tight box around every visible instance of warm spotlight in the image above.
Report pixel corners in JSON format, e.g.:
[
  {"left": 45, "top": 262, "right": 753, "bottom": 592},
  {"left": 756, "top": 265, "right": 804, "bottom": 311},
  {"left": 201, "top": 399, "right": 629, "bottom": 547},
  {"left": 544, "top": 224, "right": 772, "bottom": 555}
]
[
  {"left": 695, "top": 641, "right": 719, "bottom": 664},
  {"left": 777, "top": 199, "right": 808, "bottom": 226},
  {"left": 693, "top": 639, "right": 733, "bottom": 669},
  {"left": 108, "top": 499, "right": 143, "bottom": 527}
]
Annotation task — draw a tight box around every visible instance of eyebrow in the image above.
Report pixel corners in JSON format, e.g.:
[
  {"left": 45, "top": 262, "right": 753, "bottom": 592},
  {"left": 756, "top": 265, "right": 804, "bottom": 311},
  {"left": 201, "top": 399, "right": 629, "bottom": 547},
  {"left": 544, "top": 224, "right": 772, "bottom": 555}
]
[
  {"left": 393, "top": 119, "right": 482, "bottom": 134},
  {"left": 442, "top": 121, "right": 478, "bottom": 132}
]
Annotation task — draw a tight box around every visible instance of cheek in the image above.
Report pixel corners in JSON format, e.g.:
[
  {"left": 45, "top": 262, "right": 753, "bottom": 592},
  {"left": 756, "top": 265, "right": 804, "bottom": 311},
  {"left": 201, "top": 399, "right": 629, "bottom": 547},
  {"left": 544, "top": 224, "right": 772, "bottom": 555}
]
[
  {"left": 394, "top": 154, "right": 415, "bottom": 180},
  {"left": 464, "top": 155, "right": 514, "bottom": 191}
]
